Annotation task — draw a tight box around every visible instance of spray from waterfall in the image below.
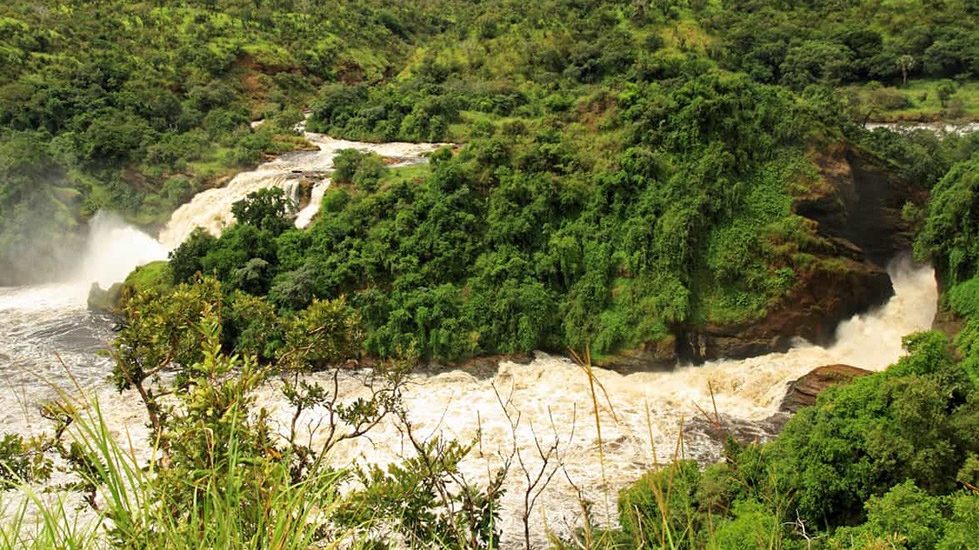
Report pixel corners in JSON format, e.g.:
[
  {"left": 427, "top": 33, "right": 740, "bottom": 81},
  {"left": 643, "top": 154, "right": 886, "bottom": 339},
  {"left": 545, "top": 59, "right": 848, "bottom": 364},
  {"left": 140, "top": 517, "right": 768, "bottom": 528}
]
[{"left": 75, "top": 212, "right": 168, "bottom": 289}]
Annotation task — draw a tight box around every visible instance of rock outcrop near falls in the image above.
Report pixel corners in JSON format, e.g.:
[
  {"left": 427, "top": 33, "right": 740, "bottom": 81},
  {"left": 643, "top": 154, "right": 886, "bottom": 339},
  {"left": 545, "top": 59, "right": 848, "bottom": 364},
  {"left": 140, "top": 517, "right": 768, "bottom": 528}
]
[
  {"left": 780, "top": 364, "right": 872, "bottom": 413},
  {"left": 674, "top": 144, "right": 924, "bottom": 364},
  {"left": 796, "top": 144, "right": 926, "bottom": 264}
]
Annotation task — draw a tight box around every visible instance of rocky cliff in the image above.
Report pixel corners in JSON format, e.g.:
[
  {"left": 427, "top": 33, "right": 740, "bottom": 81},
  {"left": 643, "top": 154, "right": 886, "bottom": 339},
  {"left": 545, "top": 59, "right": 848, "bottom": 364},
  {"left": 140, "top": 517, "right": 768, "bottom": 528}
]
[{"left": 671, "top": 143, "right": 925, "bottom": 364}]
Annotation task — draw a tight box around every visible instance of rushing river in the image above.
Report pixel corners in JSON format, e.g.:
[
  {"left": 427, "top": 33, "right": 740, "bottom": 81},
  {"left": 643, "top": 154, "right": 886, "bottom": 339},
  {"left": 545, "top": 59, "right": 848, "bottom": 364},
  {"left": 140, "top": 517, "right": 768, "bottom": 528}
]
[{"left": 0, "top": 131, "right": 940, "bottom": 547}]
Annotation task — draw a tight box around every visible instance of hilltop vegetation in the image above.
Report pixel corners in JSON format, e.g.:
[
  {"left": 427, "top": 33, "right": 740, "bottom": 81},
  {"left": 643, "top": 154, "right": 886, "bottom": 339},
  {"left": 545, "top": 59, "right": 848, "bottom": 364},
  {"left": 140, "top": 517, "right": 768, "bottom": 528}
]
[
  {"left": 3, "top": 0, "right": 979, "bottom": 284},
  {"left": 2, "top": 0, "right": 979, "bottom": 548},
  {"left": 0, "top": 0, "right": 453, "bottom": 284},
  {"left": 163, "top": 0, "right": 979, "bottom": 364}
]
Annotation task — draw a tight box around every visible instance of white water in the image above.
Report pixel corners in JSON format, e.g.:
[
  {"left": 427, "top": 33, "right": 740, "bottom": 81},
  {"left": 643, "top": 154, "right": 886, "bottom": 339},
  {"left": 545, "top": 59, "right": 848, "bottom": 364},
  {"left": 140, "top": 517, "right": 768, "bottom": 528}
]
[
  {"left": 865, "top": 121, "right": 979, "bottom": 135},
  {"left": 0, "top": 131, "right": 939, "bottom": 546},
  {"left": 295, "top": 179, "right": 332, "bottom": 229},
  {"left": 247, "top": 258, "right": 937, "bottom": 546},
  {"left": 282, "top": 178, "right": 302, "bottom": 209},
  {"left": 0, "top": 213, "right": 166, "bottom": 435},
  {"left": 0, "top": 259, "right": 937, "bottom": 546},
  {"left": 158, "top": 133, "right": 444, "bottom": 249},
  {"left": 0, "top": 244, "right": 939, "bottom": 547}
]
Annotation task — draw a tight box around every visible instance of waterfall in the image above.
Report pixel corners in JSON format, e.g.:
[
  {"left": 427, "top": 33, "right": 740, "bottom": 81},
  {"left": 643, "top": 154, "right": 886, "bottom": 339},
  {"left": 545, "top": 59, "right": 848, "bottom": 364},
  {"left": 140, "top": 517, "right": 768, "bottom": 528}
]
[
  {"left": 157, "top": 132, "right": 445, "bottom": 250},
  {"left": 295, "top": 179, "right": 331, "bottom": 229},
  {"left": 76, "top": 212, "right": 168, "bottom": 290},
  {"left": 282, "top": 178, "right": 302, "bottom": 209}
]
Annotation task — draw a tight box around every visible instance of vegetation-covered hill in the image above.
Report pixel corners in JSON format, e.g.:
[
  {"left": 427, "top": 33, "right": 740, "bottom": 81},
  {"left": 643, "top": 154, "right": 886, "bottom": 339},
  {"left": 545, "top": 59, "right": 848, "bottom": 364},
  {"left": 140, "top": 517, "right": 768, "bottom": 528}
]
[
  {"left": 2, "top": 1, "right": 979, "bottom": 548},
  {"left": 0, "top": 0, "right": 456, "bottom": 283},
  {"left": 159, "top": 0, "right": 979, "bottom": 366}
]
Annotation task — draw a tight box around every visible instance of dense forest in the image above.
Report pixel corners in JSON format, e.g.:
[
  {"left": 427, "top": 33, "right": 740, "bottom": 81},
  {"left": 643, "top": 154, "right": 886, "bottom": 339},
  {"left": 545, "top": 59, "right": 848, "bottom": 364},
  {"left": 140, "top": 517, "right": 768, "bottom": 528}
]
[{"left": 2, "top": 0, "right": 979, "bottom": 548}]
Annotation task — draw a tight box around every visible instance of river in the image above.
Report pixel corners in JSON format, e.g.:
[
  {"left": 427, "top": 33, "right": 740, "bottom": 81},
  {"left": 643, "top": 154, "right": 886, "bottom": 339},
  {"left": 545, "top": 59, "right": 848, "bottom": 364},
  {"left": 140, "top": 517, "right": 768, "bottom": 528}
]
[{"left": 0, "top": 131, "right": 940, "bottom": 547}]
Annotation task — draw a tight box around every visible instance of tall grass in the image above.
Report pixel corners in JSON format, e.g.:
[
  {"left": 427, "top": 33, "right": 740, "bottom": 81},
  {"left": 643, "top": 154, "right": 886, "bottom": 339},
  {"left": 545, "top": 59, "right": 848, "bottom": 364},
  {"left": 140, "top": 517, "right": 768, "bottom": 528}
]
[{"left": 0, "top": 393, "right": 356, "bottom": 550}]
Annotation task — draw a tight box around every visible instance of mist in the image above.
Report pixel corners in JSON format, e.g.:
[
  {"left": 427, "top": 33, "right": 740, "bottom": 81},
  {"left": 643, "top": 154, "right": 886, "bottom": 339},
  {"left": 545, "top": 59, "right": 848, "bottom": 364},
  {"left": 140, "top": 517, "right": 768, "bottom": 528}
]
[{"left": 0, "top": 209, "right": 166, "bottom": 289}]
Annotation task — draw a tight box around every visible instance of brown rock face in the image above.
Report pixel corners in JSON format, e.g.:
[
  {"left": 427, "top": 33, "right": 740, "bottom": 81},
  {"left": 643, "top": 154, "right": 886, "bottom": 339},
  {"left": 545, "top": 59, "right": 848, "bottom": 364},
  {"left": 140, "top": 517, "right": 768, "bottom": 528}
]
[
  {"left": 678, "top": 258, "right": 893, "bottom": 362},
  {"left": 780, "top": 364, "right": 872, "bottom": 413},
  {"left": 676, "top": 144, "right": 921, "bottom": 364},
  {"left": 600, "top": 336, "right": 677, "bottom": 372},
  {"left": 795, "top": 145, "right": 925, "bottom": 264}
]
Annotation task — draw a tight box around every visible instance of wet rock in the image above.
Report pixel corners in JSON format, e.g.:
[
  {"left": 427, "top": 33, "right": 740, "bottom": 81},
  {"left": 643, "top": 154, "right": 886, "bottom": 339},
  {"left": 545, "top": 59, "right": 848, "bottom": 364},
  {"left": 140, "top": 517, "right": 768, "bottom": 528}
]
[
  {"left": 796, "top": 144, "right": 925, "bottom": 265},
  {"left": 678, "top": 259, "right": 893, "bottom": 362},
  {"left": 676, "top": 144, "right": 924, "bottom": 364},
  {"left": 601, "top": 336, "right": 677, "bottom": 372},
  {"left": 684, "top": 412, "right": 789, "bottom": 463},
  {"left": 421, "top": 352, "right": 535, "bottom": 380},
  {"left": 780, "top": 364, "right": 872, "bottom": 413},
  {"left": 87, "top": 282, "right": 123, "bottom": 314}
]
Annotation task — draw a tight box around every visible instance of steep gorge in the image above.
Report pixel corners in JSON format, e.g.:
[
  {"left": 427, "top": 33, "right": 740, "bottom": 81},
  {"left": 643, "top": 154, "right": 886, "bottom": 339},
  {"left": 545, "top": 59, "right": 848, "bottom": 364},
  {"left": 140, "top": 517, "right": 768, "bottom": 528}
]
[{"left": 671, "top": 144, "right": 926, "bottom": 364}]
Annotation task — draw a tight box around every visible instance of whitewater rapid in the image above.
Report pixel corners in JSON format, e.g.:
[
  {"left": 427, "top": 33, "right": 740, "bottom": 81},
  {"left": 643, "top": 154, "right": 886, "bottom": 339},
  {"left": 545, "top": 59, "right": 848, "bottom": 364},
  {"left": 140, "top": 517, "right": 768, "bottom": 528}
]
[
  {"left": 250, "top": 258, "right": 937, "bottom": 545},
  {"left": 158, "top": 133, "right": 445, "bottom": 249},
  {"left": 0, "top": 253, "right": 936, "bottom": 546},
  {"left": 0, "top": 130, "right": 940, "bottom": 547}
]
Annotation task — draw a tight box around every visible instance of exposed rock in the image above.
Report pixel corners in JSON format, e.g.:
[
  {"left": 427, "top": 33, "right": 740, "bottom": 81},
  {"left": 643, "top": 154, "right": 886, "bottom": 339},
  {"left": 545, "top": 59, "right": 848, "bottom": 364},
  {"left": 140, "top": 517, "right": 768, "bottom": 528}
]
[
  {"left": 676, "top": 143, "right": 923, "bottom": 364},
  {"left": 796, "top": 144, "right": 926, "bottom": 265},
  {"left": 87, "top": 282, "right": 124, "bottom": 314},
  {"left": 684, "top": 412, "right": 789, "bottom": 463},
  {"left": 932, "top": 305, "right": 966, "bottom": 342},
  {"left": 678, "top": 259, "right": 893, "bottom": 362},
  {"left": 780, "top": 364, "right": 872, "bottom": 413},
  {"left": 419, "top": 352, "right": 536, "bottom": 380},
  {"left": 601, "top": 336, "right": 677, "bottom": 372}
]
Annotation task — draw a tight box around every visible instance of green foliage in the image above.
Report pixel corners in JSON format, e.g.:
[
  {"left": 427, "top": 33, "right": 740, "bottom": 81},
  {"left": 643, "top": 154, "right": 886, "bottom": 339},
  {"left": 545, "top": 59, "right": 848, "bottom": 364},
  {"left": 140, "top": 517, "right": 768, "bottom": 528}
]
[
  {"left": 121, "top": 260, "right": 172, "bottom": 300},
  {"left": 168, "top": 228, "right": 217, "bottom": 284},
  {"left": 615, "top": 148, "right": 979, "bottom": 539},
  {"left": 711, "top": 500, "right": 781, "bottom": 550},
  {"left": 713, "top": 0, "right": 979, "bottom": 86},
  {"left": 939, "top": 493, "right": 979, "bottom": 549},
  {"left": 6, "top": 0, "right": 979, "bottom": 547},
  {"left": 916, "top": 155, "right": 979, "bottom": 284},
  {"left": 170, "top": 65, "right": 847, "bottom": 362},
  {"left": 331, "top": 148, "right": 390, "bottom": 192},
  {"left": 281, "top": 296, "right": 362, "bottom": 370},
  {"left": 852, "top": 481, "right": 947, "bottom": 549},
  {"left": 308, "top": 82, "right": 458, "bottom": 142},
  {"left": 341, "top": 436, "right": 504, "bottom": 548},
  {"left": 230, "top": 187, "right": 294, "bottom": 235},
  {"left": 0, "top": 433, "right": 51, "bottom": 487},
  {"left": 769, "top": 331, "right": 974, "bottom": 526},
  {"left": 0, "top": 276, "right": 503, "bottom": 548},
  {"left": 0, "top": 0, "right": 453, "bottom": 282},
  {"left": 226, "top": 290, "right": 283, "bottom": 361},
  {"left": 616, "top": 327, "right": 979, "bottom": 548},
  {"left": 618, "top": 460, "right": 709, "bottom": 548}
]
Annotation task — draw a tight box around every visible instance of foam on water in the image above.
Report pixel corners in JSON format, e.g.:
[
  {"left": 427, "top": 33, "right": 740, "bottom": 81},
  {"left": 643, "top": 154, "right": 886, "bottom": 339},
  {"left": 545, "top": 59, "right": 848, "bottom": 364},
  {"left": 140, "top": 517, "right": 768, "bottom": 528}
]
[
  {"left": 0, "top": 129, "right": 939, "bottom": 546},
  {"left": 158, "top": 132, "right": 444, "bottom": 248},
  {"left": 251, "top": 259, "right": 937, "bottom": 546}
]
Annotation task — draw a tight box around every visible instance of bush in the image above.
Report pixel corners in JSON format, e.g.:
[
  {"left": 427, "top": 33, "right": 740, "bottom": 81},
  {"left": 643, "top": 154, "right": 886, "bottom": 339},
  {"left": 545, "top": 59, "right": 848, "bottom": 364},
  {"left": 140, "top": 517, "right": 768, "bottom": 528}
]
[
  {"left": 868, "top": 86, "right": 912, "bottom": 110},
  {"left": 331, "top": 148, "right": 389, "bottom": 192}
]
